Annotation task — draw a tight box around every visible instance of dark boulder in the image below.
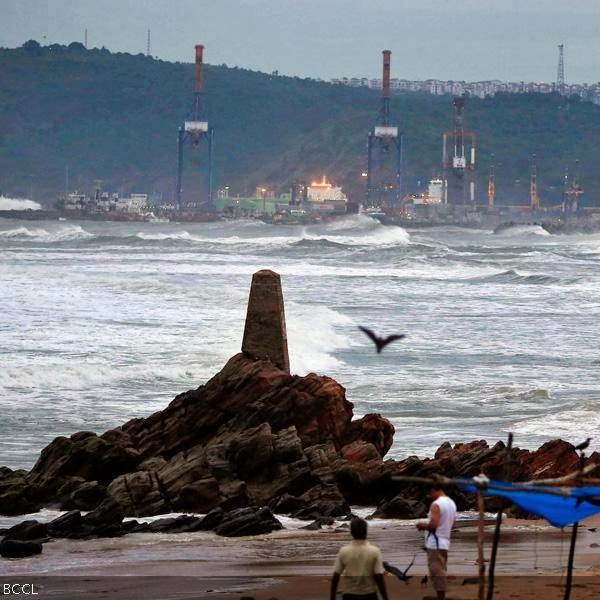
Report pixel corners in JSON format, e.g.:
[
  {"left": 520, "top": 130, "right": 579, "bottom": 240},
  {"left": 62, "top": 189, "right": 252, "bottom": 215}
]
[
  {"left": 0, "top": 538, "right": 43, "bottom": 558},
  {"left": 0, "top": 467, "right": 40, "bottom": 516},
  {"left": 213, "top": 507, "right": 282, "bottom": 537},
  {"left": 47, "top": 510, "right": 82, "bottom": 538},
  {"left": 3, "top": 520, "right": 48, "bottom": 541},
  {"left": 133, "top": 515, "right": 205, "bottom": 533},
  {"left": 289, "top": 484, "right": 350, "bottom": 520},
  {"left": 373, "top": 495, "right": 428, "bottom": 519},
  {"left": 198, "top": 507, "right": 225, "bottom": 531},
  {"left": 70, "top": 481, "right": 107, "bottom": 510},
  {"left": 79, "top": 497, "right": 125, "bottom": 538}
]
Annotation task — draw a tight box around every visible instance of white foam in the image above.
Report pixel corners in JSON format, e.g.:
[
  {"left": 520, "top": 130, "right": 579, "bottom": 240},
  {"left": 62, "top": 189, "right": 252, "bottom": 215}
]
[
  {"left": 495, "top": 224, "right": 550, "bottom": 237},
  {"left": 0, "top": 196, "right": 42, "bottom": 211},
  {"left": 0, "top": 226, "right": 49, "bottom": 238},
  {"left": 510, "top": 405, "right": 600, "bottom": 451},
  {"left": 0, "top": 225, "right": 94, "bottom": 242},
  {"left": 134, "top": 220, "right": 409, "bottom": 248},
  {"left": 287, "top": 302, "right": 355, "bottom": 374}
]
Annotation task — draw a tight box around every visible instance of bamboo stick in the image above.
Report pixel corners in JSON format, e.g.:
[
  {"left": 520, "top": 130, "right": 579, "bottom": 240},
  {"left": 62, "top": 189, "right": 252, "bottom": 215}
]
[{"left": 391, "top": 464, "right": 598, "bottom": 498}]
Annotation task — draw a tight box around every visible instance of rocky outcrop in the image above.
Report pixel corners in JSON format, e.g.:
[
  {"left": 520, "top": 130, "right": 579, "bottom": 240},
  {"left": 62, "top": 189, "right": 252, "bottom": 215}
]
[
  {"left": 1, "top": 351, "right": 597, "bottom": 536},
  {"left": 3, "top": 269, "right": 595, "bottom": 560},
  {"left": 0, "top": 353, "right": 395, "bottom": 524}
]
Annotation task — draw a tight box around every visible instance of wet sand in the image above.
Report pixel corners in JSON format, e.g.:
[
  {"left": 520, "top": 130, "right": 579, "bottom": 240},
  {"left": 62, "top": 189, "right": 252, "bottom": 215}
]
[{"left": 1, "top": 515, "right": 598, "bottom": 599}]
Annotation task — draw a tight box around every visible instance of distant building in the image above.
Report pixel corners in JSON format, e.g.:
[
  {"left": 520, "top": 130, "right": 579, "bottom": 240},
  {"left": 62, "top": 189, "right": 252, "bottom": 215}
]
[
  {"left": 307, "top": 176, "right": 347, "bottom": 203},
  {"left": 330, "top": 75, "right": 600, "bottom": 105}
]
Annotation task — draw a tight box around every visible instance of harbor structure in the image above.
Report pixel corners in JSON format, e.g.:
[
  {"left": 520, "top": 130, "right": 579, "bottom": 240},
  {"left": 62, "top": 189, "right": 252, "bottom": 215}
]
[
  {"left": 442, "top": 96, "right": 476, "bottom": 205},
  {"left": 176, "top": 44, "right": 215, "bottom": 213},
  {"left": 365, "top": 50, "right": 402, "bottom": 208}
]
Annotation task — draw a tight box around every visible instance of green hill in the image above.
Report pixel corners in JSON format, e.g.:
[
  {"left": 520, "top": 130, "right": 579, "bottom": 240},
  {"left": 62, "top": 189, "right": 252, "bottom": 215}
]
[{"left": 1, "top": 40, "right": 599, "bottom": 206}]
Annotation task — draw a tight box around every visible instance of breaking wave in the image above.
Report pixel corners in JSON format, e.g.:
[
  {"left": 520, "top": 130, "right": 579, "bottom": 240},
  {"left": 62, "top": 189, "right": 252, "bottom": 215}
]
[
  {"left": 0, "top": 196, "right": 42, "bottom": 211},
  {"left": 0, "top": 221, "right": 410, "bottom": 248},
  {"left": 494, "top": 224, "right": 550, "bottom": 237},
  {"left": 0, "top": 225, "right": 94, "bottom": 242},
  {"left": 286, "top": 302, "right": 356, "bottom": 374},
  {"left": 469, "top": 269, "right": 580, "bottom": 285}
]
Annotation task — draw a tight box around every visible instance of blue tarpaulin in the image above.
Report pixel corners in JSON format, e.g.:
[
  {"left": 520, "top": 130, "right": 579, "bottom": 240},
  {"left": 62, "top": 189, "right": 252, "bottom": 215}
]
[{"left": 457, "top": 479, "right": 600, "bottom": 528}]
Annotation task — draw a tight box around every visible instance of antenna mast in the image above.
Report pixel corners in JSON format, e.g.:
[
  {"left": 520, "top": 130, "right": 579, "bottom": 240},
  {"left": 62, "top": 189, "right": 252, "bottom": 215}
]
[{"left": 557, "top": 44, "right": 565, "bottom": 93}]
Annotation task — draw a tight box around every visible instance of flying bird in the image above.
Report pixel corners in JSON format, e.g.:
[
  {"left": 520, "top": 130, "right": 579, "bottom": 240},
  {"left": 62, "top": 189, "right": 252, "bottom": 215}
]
[
  {"left": 383, "top": 555, "right": 415, "bottom": 583},
  {"left": 575, "top": 438, "right": 592, "bottom": 452},
  {"left": 358, "top": 326, "right": 405, "bottom": 353}
]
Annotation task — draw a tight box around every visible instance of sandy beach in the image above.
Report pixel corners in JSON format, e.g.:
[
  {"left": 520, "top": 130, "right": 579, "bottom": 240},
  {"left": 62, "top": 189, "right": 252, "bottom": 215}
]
[{"left": 1, "top": 514, "right": 598, "bottom": 599}]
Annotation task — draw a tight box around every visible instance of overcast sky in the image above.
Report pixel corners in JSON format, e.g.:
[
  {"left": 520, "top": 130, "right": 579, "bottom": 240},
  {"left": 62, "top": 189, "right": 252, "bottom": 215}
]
[{"left": 1, "top": 0, "right": 599, "bottom": 82}]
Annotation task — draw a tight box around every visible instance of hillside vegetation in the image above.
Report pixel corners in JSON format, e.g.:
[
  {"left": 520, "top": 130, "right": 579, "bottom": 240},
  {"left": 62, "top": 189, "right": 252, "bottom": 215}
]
[{"left": 1, "top": 40, "right": 599, "bottom": 205}]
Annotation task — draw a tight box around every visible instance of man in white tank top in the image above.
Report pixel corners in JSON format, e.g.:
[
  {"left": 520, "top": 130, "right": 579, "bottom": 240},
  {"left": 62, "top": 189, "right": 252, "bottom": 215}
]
[{"left": 416, "top": 483, "right": 457, "bottom": 600}]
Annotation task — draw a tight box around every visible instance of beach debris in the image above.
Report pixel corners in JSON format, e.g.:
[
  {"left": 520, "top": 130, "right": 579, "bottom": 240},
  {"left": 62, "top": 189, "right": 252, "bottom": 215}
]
[{"left": 358, "top": 326, "right": 405, "bottom": 353}]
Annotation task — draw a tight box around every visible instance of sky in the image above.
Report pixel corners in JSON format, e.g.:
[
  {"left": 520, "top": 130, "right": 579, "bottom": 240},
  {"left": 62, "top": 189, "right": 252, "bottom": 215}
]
[{"left": 1, "top": 0, "right": 599, "bottom": 83}]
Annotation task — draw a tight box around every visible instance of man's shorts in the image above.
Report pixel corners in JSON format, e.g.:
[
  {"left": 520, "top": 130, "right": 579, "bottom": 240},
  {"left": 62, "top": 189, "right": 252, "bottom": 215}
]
[{"left": 427, "top": 548, "right": 449, "bottom": 592}]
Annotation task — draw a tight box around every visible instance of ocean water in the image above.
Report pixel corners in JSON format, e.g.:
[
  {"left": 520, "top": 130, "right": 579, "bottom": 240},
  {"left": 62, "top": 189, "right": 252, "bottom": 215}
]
[{"left": 1, "top": 215, "right": 599, "bottom": 469}]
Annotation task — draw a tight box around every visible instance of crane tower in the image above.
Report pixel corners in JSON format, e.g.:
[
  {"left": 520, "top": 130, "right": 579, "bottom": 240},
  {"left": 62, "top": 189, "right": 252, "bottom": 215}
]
[
  {"left": 176, "top": 44, "right": 215, "bottom": 212},
  {"left": 365, "top": 50, "right": 402, "bottom": 207},
  {"left": 442, "top": 96, "right": 476, "bottom": 205},
  {"left": 530, "top": 154, "right": 540, "bottom": 210}
]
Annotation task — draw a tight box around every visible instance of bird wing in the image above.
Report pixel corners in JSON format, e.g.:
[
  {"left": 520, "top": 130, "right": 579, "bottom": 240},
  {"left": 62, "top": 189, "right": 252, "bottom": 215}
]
[
  {"left": 402, "top": 553, "right": 416, "bottom": 576},
  {"left": 383, "top": 561, "right": 404, "bottom": 578},
  {"left": 382, "top": 334, "right": 406, "bottom": 346},
  {"left": 358, "top": 326, "right": 379, "bottom": 344}
]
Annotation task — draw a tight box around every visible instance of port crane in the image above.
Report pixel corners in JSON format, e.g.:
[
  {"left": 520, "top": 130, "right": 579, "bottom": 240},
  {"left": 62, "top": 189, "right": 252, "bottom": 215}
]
[
  {"left": 176, "top": 44, "right": 215, "bottom": 212},
  {"left": 365, "top": 50, "right": 402, "bottom": 208},
  {"left": 442, "top": 96, "right": 476, "bottom": 205}
]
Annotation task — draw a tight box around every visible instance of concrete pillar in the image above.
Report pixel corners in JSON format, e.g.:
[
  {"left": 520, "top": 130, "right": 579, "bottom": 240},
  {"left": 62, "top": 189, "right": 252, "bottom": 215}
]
[{"left": 241, "top": 269, "right": 290, "bottom": 373}]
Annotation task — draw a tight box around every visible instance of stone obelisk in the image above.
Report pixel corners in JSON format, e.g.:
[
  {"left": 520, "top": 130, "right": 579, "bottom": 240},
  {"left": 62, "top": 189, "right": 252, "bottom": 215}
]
[{"left": 241, "top": 269, "right": 290, "bottom": 373}]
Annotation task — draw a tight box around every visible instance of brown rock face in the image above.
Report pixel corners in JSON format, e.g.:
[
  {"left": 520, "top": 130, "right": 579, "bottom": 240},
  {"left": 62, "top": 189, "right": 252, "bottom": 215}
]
[
  {"left": 7, "top": 353, "right": 394, "bottom": 519},
  {"left": 1, "top": 269, "right": 594, "bottom": 527},
  {"left": 242, "top": 269, "right": 289, "bottom": 373}
]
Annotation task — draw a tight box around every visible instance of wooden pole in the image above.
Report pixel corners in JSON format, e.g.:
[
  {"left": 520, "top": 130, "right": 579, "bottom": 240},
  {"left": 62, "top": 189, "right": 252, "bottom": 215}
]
[
  {"left": 477, "top": 490, "right": 486, "bottom": 600},
  {"left": 563, "top": 451, "right": 585, "bottom": 600},
  {"left": 563, "top": 521, "right": 578, "bottom": 600},
  {"left": 486, "top": 433, "right": 513, "bottom": 600}
]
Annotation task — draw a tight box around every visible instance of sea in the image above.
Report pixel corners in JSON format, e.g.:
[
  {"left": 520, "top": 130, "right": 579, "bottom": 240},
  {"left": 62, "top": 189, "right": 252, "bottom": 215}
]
[{"left": 1, "top": 214, "right": 599, "bottom": 470}]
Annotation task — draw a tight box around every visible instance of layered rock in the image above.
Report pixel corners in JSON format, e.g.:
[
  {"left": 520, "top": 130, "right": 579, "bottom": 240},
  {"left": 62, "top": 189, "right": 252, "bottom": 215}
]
[
  {"left": 2, "top": 353, "right": 394, "bottom": 522},
  {"left": 1, "top": 268, "right": 597, "bottom": 555},
  {"left": 2, "top": 351, "right": 596, "bottom": 529}
]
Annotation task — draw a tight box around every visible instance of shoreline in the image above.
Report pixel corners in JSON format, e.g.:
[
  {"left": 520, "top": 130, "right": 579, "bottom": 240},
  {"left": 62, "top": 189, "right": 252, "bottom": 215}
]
[{"left": 1, "top": 516, "right": 598, "bottom": 598}]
